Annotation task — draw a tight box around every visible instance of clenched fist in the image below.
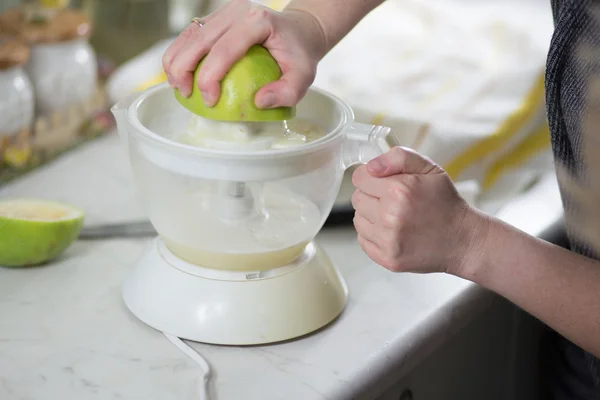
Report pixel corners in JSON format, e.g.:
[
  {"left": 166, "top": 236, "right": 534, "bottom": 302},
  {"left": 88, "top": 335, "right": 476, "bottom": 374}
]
[{"left": 351, "top": 146, "right": 481, "bottom": 275}]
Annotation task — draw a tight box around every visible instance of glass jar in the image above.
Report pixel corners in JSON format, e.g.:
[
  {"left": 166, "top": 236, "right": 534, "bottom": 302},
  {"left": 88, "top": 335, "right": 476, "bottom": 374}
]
[
  {"left": 0, "top": 6, "right": 97, "bottom": 116},
  {"left": 0, "top": 37, "right": 34, "bottom": 140}
]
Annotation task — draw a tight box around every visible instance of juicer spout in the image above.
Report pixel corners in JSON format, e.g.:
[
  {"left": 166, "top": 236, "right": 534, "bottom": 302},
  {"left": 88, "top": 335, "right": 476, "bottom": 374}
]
[{"left": 110, "top": 92, "right": 139, "bottom": 146}]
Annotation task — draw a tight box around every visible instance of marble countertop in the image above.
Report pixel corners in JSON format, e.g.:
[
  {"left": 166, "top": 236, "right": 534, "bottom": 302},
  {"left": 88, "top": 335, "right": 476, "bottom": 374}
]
[{"left": 0, "top": 132, "right": 564, "bottom": 400}]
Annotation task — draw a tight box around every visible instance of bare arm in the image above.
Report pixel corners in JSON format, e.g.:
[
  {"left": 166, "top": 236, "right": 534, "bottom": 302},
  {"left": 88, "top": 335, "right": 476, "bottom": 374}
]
[
  {"left": 284, "top": 0, "right": 386, "bottom": 58},
  {"left": 351, "top": 147, "right": 600, "bottom": 360},
  {"left": 459, "top": 211, "right": 600, "bottom": 358}
]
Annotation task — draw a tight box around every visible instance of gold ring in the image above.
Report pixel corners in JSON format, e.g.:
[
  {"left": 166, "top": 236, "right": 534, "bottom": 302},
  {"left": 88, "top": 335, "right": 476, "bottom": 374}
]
[{"left": 191, "top": 17, "right": 204, "bottom": 28}]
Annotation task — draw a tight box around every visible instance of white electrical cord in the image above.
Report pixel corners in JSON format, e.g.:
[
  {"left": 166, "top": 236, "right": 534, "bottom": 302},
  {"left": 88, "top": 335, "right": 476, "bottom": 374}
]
[{"left": 164, "top": 333, "right": 212, "bottom": 400}]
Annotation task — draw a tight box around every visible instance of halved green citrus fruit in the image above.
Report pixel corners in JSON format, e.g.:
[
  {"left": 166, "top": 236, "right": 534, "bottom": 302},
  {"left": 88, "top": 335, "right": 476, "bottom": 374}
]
[
  {"left": 0, "top": 199, "right": 84, "bottom": 267},
  {"left": 174, "top": 45, "right": 295, "bottom": 122}
]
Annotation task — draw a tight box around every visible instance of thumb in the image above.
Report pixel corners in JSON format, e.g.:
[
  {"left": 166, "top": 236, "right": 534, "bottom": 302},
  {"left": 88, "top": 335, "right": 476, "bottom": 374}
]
[
  {"left": 366, "top": 146, "right": 441, "bottom": 177},
  {"left": 255, "top": 68, "right": 314, "bottom": 108}
]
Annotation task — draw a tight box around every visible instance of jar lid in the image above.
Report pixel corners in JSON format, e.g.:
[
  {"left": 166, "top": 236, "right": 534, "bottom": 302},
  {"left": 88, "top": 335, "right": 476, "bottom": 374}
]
[
  {"left": 0, "top": 7, "right": 92, "bottom": 44},
  {"left": 0, "top": 36, "right": 31, "bottom": 69}
]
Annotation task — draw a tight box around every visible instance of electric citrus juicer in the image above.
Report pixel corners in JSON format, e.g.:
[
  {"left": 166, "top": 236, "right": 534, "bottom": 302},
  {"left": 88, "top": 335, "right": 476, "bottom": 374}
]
[{"left": 111, "top": 51, "right": 399, "bottom": 345}]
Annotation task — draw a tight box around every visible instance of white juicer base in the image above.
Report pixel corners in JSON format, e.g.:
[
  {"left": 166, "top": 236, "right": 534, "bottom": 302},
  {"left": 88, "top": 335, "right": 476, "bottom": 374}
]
[{"left": 122, "top": 238, "right": 348, "bottom": 345}]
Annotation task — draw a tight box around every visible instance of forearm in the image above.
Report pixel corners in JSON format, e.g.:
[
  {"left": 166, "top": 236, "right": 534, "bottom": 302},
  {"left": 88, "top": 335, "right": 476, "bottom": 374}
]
[
  {"left": 458, "top": 210, "right": 600, "bottom": 358},
  {"left": 284, "top": 0, "right": 384, "bottom": 58}
]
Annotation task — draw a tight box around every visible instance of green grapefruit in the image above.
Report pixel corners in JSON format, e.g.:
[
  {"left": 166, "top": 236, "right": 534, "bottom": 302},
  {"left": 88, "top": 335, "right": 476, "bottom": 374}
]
[
  {"left": 174, "top": 45, "right": 295, "bottom": 122},
  {"left": 0, "top": 199, "right": 84, "bottom": 267}
]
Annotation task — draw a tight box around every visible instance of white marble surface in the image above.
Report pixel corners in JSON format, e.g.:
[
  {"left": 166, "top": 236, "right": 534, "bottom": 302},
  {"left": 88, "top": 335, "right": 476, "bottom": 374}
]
[{"left": 0, "top": 132, "right": 564, "bottom": 400}]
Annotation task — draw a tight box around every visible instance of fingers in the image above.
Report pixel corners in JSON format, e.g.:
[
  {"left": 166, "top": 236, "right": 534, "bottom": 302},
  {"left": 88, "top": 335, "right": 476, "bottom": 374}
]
[
  {"left": 351, "top": 165, "right": 389, "bottom": 198},
  {"left": 367, "top": 146, "right": 441, "bottom": 177},
  {"left": 168, "top": 18, "right": 234, "bottom": 98},
  {"left": 351, "top": 189, "right": 380, "bottom": 223},
  {"left": 166, "top": 23, "right": 210, "bottom": 97},
  {"left": 357, "top": 234, "right": 390, "bottom": 269},
  {"left": 355, "top": 213, "right": 402, "bottom": 272},
  {"left": 162, "top": 9, "right": 222, "bottom": 87},
  {"left": 354, "top": 214, "right": 378, "bottom": 241},
  {"left": 162, "top": 28, "right": 192, "bottom": 85},
  {"left": 255, "top": 66, "right": 315, "bottom": 108},
  {"left": 357, "top": 233, "right": 379, "bottom": 254}
]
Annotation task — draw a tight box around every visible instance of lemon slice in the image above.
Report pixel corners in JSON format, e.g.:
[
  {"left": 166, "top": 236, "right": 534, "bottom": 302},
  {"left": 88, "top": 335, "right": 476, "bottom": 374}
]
[{"left": 0, "top": 199, "right": 84, "bottom": 267}]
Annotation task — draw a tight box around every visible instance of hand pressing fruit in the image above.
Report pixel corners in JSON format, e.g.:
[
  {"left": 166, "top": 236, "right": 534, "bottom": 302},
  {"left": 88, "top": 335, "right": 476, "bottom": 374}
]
[{"left": 162, "top": 0, "right": 326, "bottom": 111}]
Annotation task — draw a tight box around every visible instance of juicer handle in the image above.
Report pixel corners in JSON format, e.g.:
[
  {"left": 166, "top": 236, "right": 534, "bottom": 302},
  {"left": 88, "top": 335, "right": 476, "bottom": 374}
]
[{"left": 342, "top": 122, "right": 401, "bottom": 169}]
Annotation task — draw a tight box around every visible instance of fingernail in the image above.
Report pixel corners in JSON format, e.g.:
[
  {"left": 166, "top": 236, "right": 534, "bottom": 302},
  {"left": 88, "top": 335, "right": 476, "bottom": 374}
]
[
  {"left": 256, "top": 92, "right": 276, "bottom": 108},
  {"left": 201, "top": 91, "right": 216, "bottom": 107},
  {"left": 167, "top": 73, "right": 174, "bottom": 87},
  {"left": 180, "top": 87, "right": 191, "bottom": 98},
  {"left": 368, "top": 158, "right": 386, "bottom": 173},
  {"left": 177, "top": 84, "right": 192, "bottom": 98}
]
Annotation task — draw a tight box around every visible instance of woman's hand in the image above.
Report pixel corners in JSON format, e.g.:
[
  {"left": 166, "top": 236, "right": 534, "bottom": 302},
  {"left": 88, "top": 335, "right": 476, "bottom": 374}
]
[
  {"left": 351, "top": 146, "right": 484, "bottom": 275},
  {"left": 162, "top": 0, "right": 327, "bottom": 109}
]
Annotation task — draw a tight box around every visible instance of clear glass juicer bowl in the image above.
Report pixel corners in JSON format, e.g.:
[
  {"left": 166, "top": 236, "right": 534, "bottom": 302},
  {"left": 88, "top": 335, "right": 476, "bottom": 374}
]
[{"left": 112, "top": 83, "right": 398, "bottom": 272}]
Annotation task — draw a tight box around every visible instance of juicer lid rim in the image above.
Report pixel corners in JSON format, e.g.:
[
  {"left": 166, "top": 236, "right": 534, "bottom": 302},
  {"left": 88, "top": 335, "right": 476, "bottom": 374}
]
[{"left": 127, "top": 83, "right": 355, "bottom": 160}]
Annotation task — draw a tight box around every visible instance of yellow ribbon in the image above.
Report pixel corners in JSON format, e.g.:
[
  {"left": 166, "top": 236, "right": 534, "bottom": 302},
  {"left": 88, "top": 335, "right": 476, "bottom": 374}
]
[
  {"left": 443, "top": 73, "right": 546, "bottom": 181},
  {"left": 482, "top": 121, "right": 551, "bottom": 190},
  {"left": 39, "top": 0, "right": 70, "bottom": 9}
]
